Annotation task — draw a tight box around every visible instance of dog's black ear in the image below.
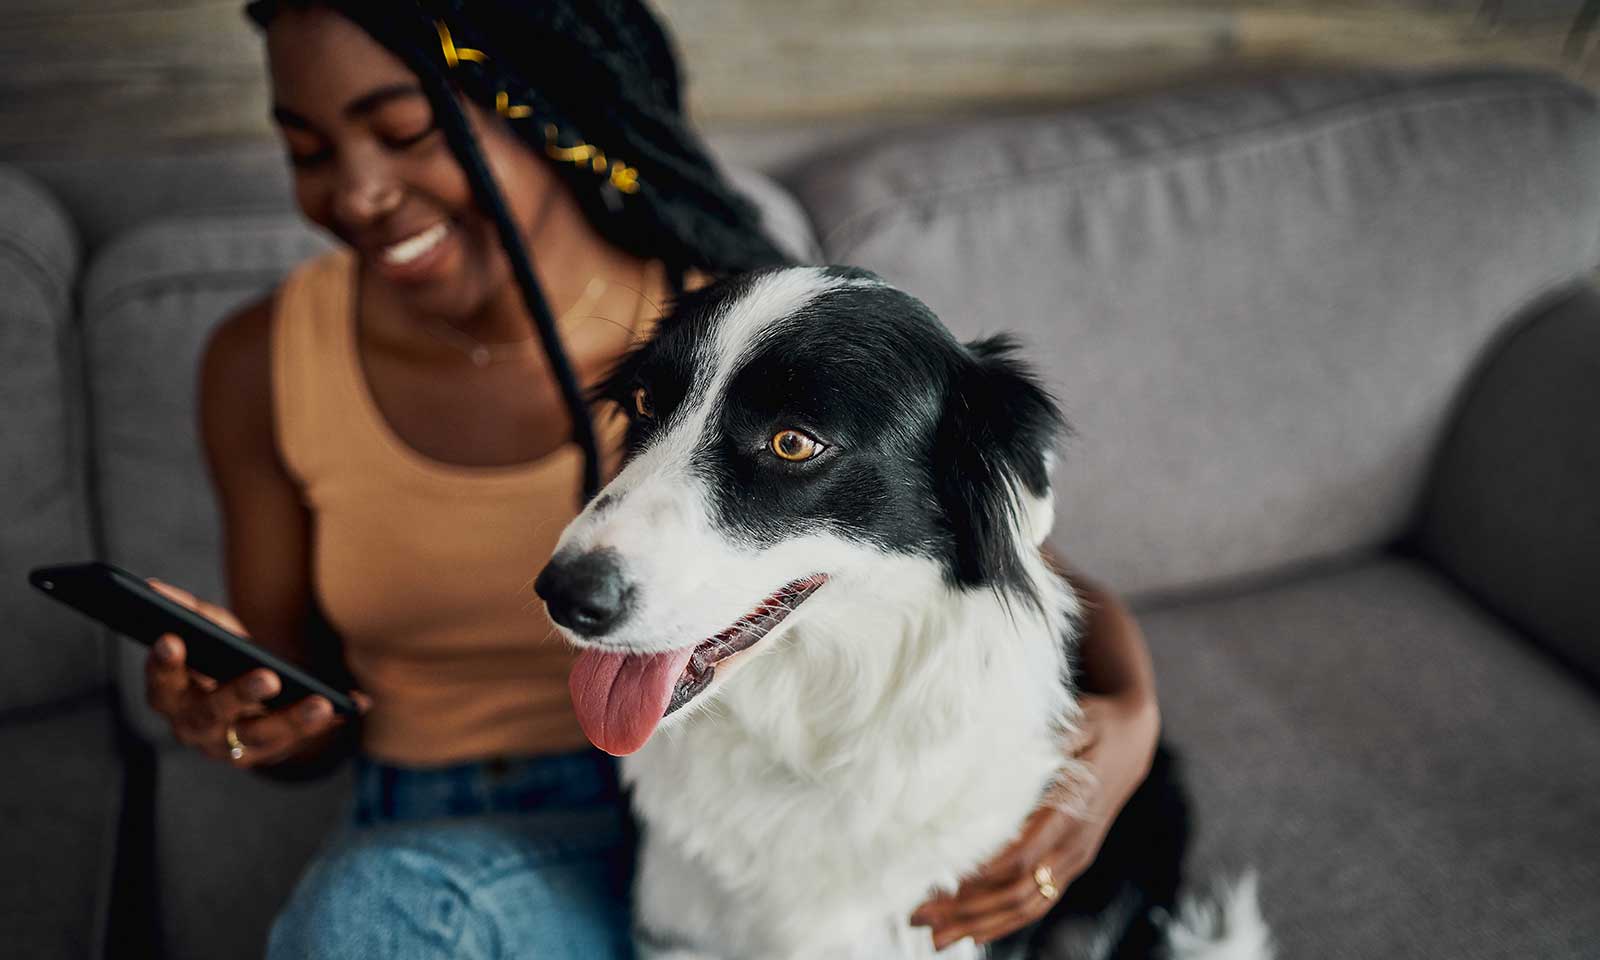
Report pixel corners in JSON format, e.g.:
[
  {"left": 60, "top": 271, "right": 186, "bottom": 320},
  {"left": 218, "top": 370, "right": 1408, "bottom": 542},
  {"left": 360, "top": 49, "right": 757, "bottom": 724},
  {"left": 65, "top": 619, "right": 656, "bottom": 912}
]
[{"left": 932, "top": 335, "right": 1064, "bottom": 590}]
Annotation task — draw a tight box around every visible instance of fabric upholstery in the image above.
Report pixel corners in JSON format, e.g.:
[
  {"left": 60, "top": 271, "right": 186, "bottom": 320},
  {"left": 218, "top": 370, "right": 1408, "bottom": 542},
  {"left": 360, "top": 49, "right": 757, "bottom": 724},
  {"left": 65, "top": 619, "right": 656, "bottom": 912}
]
[
  {"left": 0, "top": 165, "right": 101, "bottom": 712},
  {"left": 1141, "top": 555, "right": 1600, "bottom": 959},
  {"left": 155, "top": 752, "right": 352, "bottom": 960},
  {"left": 788, "top": 69, "right": 1600, "bottom": 597},
  {"left": 0, "top": 696, "right": 123, "bottom": 959},
  {"left": 724, "top": 165, "right": 823, "bottom": 263},
  {"left": 1411, "top": 282, "right": 1600, "bottom": 688},
  {"left": 16, "top": 141, "right": 822, "bottom": 259}
]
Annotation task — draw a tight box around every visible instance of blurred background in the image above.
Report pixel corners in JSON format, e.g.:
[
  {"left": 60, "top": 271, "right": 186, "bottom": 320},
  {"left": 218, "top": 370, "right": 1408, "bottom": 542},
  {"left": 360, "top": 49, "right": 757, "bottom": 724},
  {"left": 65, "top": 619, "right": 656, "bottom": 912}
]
[{"left": 2, "top": 0, "right": 1599, "bottom": 244}]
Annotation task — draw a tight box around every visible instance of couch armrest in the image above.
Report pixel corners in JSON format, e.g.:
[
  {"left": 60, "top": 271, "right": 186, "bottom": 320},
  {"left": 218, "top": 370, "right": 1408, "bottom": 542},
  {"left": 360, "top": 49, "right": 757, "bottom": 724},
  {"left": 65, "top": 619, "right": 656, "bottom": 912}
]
[{"left": 1412, "top": 282, "right": 1600, "bottom": 685}]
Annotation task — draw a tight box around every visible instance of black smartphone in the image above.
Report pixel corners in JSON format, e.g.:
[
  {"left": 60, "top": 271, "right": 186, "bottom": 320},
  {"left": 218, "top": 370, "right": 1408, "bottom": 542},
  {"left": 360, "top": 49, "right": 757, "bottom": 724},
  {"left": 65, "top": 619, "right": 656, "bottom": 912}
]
[{"left": 28, "top": 561, "right": 358, "bottom": 717}]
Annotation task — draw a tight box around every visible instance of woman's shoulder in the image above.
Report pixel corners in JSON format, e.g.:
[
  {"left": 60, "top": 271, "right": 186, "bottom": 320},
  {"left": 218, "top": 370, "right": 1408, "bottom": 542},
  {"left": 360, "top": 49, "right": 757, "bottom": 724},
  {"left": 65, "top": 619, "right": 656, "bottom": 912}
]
[
  {"left": 201, "top": 294, "right": 276, "bottom": 433},
  {"left": 203, "top": 249, "right": 350, "bottom": 408}
]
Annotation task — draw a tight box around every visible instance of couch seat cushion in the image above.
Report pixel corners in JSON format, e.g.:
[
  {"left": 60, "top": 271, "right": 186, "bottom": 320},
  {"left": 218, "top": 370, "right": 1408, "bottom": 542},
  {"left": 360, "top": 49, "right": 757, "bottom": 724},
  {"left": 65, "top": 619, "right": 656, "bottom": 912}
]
[
  {"left": 154, "top": 750, "right": 350, "bottom": 960},
  {"left": 1141, "top": 556, "right": 1600, "bottom": 958}
]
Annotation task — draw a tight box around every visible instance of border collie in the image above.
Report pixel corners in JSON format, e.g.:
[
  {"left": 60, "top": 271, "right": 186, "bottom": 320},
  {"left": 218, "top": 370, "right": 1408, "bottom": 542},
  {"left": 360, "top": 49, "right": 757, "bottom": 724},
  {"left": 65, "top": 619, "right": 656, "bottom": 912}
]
[{"left": 536, "top": 267, "right": 1270, "bottom": 960}]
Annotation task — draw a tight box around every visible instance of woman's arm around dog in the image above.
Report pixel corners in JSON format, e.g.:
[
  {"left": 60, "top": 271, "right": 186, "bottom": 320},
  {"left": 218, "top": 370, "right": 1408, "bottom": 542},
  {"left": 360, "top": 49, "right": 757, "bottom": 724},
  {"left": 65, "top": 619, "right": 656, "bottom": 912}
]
[{"left": 910, "top": 557, "right": 1160, "bottom": 950}]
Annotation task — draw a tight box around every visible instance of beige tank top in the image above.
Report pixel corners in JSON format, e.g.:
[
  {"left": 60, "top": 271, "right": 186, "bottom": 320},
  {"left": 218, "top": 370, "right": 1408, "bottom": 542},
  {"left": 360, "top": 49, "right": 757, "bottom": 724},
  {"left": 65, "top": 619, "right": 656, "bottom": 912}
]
[{"left": 270, "top": 250, "right": 649, "bottom": 766}]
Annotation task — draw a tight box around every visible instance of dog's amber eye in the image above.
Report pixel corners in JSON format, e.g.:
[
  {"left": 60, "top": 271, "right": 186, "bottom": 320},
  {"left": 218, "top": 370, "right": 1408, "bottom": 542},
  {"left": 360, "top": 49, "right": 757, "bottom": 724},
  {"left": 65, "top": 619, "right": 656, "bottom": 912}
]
[
  {"left": 632, "top": 386, "right": 654, "bottom": 419},
  {"left": 771, "top": 429, "right": 821, "bottom": 462}
]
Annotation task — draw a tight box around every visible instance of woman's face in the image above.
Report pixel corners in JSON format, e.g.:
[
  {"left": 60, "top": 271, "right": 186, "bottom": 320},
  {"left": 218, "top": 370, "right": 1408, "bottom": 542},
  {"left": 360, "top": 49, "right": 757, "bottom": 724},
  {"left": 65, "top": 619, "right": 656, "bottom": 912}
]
[{"left": 265, "top": 7, "right": 553, "bottom": 320}]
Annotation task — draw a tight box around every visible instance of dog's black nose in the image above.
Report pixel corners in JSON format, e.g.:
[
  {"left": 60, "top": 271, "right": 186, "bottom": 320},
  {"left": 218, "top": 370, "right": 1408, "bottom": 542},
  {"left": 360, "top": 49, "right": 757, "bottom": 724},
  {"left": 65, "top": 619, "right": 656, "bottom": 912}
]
[{"left": 535, "top": 548, "right": 634, "bottom": 637}]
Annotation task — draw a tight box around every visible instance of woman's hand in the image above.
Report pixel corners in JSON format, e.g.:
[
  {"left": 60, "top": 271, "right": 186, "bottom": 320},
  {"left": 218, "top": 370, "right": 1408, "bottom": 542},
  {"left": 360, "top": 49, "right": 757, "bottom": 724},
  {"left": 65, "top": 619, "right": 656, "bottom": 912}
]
[
  {"left": 909, "top": 690, "right": 1160, "bottom": 950},
  {"left": 142, "top": 579, "right": 367, "bottom": 768}
]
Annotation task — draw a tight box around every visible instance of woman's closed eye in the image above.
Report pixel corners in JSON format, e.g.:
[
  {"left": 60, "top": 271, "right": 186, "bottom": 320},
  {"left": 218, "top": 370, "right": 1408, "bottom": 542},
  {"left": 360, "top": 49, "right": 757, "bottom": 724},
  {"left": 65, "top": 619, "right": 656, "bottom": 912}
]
[
  {"left": 382, "top": 125, "right": 437, "bottom": 150},
  {"left": 286, "top": 143, "right": 332, "bottom": 169},
  {"left": 374, "top": 98, "right": 439, "bottom": 152}
]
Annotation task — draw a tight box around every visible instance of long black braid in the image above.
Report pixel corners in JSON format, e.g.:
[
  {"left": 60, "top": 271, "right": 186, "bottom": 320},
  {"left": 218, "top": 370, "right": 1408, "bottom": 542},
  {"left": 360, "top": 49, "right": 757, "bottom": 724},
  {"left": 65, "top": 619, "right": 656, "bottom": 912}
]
[{"left": 246, "top": 0, "right": 791, "bottom": 501}]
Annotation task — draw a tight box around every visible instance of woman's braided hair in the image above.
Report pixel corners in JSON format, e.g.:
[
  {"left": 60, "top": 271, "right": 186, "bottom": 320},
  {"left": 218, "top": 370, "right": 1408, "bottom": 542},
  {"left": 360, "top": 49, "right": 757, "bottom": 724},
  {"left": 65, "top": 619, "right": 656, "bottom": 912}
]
[{"left": 246, "top": 0, "right": 791, "bottom": 501}]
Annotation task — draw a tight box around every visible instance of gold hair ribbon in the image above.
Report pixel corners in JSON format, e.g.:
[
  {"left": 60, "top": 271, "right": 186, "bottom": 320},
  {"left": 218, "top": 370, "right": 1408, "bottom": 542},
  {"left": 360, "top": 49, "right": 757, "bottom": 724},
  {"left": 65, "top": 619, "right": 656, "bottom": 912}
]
[
  {"left": 434, "top": 21, "right": 487, "bottom": 68},
  {"left": 544, "top": 122, "right": 599, "bottom": 164},
  {"left": 495, "top": 91, "right": 533, "bottom": 120},
  {"left": 608, "top": 161, "right": 640, "bottom": 194},
  {"left": 542, "top": 123, "right": 639, "bottom": 193}
]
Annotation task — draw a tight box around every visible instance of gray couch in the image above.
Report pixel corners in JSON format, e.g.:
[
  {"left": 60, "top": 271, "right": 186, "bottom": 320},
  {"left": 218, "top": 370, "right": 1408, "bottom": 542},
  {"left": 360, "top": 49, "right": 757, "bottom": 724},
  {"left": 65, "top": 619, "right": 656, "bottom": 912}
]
[{"left": 4, "top": 68, "right": 1597, "bottom": 959}]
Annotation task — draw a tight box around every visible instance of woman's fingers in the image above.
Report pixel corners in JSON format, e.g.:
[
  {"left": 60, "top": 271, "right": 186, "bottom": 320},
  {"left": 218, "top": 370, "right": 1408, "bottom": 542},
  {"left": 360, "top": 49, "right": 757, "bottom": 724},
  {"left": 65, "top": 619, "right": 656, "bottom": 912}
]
[
  {"left": 138, "top": 588, "right": 352, "bottom": 769},
  {"left": 912, "top": 805, "right": 1098, "bottom": 950},
  {"left": 144, "top": 634, "right": 190, "bottom": 715},
  {"left": 954, "top": 904, "right": 1048, "bottom": 950},
  {"left": 148, "top": 578, "right": 249, "bottom": 635},
  {"left": 209, "top": 670, "right": 281, "bottom": 722},
  {"left": 923, "top": 873, "right": 1059, "bottom": 949},
  {"left": 231, "top": 697, "right": 344, "bottom": 766},
  {"left": 172, "top": 669, "right": 277, "bottom": 751},
  {"left": 146, "top": 578, "right": 195, "bottom": 608}
]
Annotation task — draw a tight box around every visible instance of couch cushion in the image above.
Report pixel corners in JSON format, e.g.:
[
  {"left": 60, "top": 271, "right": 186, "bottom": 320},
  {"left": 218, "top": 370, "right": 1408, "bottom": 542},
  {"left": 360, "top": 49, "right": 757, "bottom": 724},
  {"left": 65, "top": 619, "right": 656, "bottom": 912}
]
[
  {"left": 1413, "top": 282, "right": 1600, "bottom": 689},
  {"left": 789, "top": 69, "right": 1600, "bottom": 597},
  {"left": 724, "top": 165, "right": 822, "bottom": 263},
  {"left": 1141, "top": 555, "right": 1600, "bottom": 959},
  {"left": 0, "top": 164, "right": 103, "bottom": 712},
  {"left": 155, "top": 752, "right": 351, "bottom": 960},
  {"left": 0, "top": 696, "right": 124, "bottom": 958}
]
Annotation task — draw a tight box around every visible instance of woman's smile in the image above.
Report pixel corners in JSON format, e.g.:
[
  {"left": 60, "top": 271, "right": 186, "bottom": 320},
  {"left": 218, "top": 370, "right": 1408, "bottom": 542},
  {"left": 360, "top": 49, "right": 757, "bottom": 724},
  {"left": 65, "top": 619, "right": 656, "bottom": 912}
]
[{"left": 371, "top": 218, "right": 459, "bottom": 285}]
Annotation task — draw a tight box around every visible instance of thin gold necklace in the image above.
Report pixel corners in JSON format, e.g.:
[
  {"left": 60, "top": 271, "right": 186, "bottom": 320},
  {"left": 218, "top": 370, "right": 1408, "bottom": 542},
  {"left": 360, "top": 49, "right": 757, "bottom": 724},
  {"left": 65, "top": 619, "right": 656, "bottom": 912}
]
[{"left": 424, "top": 275, "right": 609, "bottom": 368}]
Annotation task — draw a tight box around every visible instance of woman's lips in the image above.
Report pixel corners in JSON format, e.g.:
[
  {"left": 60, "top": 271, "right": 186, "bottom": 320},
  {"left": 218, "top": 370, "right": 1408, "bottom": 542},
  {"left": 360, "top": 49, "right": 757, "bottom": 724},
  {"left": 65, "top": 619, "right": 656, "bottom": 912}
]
[{"left": 372, "top": 221, "right": 454, "bottom": 283}]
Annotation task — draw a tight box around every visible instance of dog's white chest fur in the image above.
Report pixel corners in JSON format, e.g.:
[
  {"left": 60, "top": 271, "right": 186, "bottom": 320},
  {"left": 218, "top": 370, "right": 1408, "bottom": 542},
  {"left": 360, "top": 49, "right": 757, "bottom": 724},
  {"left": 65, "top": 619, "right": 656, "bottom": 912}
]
[{"left": 624, "top": 568, "right": 1079, "bottom": 960}]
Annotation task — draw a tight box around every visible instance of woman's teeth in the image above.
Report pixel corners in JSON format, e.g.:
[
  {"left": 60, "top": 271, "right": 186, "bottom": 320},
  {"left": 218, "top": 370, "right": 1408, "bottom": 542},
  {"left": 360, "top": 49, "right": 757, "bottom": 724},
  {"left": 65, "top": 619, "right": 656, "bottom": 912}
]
[{"left": 382, "top": 222, "right": 449, "bottom": 266}]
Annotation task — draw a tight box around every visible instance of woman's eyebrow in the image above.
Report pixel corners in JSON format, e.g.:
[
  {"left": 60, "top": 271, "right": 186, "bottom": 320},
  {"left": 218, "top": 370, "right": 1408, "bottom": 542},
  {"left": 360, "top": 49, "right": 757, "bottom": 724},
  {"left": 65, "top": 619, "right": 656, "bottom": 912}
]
[{"left": 271, "top": 82, "right": 426, "bottom": 128}]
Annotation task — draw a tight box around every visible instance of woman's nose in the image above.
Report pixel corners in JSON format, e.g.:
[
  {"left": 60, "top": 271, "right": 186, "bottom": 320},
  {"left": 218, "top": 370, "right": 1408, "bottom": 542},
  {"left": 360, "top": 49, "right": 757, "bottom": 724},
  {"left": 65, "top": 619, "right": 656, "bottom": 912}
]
[{"left": 334, "top": 165, "right": 403, "bottom": 226}]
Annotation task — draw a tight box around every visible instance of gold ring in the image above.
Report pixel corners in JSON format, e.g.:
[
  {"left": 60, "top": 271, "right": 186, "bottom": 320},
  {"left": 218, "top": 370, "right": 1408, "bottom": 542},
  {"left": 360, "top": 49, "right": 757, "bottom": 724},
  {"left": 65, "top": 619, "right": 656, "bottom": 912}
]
[
  {"left": 225, "top": 725, "right": 246, "bottom": 761},
  {"left": 1033, "top": 864, "right": 1059, "bottom": 901}
]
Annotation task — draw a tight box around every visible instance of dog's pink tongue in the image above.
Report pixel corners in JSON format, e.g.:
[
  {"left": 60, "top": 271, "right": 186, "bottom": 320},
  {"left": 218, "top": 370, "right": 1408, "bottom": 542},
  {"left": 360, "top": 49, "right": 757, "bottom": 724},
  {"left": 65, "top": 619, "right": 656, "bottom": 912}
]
[{"left": 569, "top": 647, "right": 697, "bottom": 756}]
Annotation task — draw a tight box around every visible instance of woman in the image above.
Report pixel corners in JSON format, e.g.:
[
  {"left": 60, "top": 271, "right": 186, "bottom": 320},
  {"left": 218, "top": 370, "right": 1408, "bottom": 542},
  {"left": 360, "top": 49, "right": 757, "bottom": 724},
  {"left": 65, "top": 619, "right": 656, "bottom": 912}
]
[{"left": 143, "top": 1, "right": 1161, "bottom": 956}]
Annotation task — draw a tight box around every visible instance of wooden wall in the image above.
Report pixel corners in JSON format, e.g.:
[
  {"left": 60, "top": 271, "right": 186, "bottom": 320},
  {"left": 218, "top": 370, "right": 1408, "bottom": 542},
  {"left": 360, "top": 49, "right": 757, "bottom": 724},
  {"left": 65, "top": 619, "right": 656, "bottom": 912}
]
[{"left": 0, "top": 0, "right": 1595, "bottom": 161}]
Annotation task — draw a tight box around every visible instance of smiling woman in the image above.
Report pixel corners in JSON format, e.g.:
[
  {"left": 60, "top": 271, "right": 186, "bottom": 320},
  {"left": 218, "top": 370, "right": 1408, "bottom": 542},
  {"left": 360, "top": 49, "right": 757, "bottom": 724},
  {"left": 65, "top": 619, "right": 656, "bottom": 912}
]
[{"left": 129, "top": 2, "right": 1163, "bottom": 958}]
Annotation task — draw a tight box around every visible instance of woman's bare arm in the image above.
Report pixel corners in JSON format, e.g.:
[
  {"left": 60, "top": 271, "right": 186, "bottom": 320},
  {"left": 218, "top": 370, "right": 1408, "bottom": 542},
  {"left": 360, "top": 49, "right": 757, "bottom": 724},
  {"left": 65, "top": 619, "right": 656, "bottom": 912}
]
[{"left": 144, "top": 296, "right": 362, "bottom": 775}]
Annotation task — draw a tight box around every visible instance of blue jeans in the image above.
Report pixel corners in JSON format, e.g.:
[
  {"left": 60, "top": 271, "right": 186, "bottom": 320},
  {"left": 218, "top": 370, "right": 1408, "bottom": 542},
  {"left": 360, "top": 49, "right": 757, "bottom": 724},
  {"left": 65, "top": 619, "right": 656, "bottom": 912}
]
[{"left": 268, "top": 751, "right": 636, "bottom": 960}]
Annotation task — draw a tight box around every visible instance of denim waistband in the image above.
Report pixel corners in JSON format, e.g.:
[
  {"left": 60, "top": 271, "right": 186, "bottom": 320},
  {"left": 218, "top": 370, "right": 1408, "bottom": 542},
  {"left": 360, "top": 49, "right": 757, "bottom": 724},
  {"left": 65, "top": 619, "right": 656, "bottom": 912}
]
[{"left": 352, "top": 749, "right": 624, "bottom": 827}]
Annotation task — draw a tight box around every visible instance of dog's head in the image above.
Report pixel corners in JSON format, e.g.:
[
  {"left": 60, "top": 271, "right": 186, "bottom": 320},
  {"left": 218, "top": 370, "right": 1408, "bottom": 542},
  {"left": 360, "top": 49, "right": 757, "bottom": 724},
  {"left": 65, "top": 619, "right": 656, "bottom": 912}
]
[{"left": 536, "top": 266, "right": 1063, "bottom": 755}]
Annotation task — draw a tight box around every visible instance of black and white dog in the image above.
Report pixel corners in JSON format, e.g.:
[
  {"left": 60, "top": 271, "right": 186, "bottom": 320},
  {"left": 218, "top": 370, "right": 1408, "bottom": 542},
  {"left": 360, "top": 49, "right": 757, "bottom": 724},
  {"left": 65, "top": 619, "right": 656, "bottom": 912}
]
[{"left": 537, "top": 267, "right": 1268, "bottom": 960}]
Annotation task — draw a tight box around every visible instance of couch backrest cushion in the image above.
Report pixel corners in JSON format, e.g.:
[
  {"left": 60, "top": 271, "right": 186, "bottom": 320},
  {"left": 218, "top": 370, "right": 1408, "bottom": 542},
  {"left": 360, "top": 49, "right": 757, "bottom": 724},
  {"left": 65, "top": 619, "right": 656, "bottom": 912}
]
[
  {"left": 789, "top": 70, "right": 1600, "bottom": 598},
  {"left": 724, "top": 165, "right": 822, "bottom": 264},
  {"left": 0, "top": 165, "right": 102, "bottom": 713}
]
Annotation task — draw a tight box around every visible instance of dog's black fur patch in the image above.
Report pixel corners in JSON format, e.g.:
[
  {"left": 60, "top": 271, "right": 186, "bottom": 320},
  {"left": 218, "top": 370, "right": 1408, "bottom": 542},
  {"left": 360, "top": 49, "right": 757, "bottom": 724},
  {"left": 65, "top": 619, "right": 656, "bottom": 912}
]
[{"left": 598, "top": 267, "right": 1063, "bottom": 597}]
